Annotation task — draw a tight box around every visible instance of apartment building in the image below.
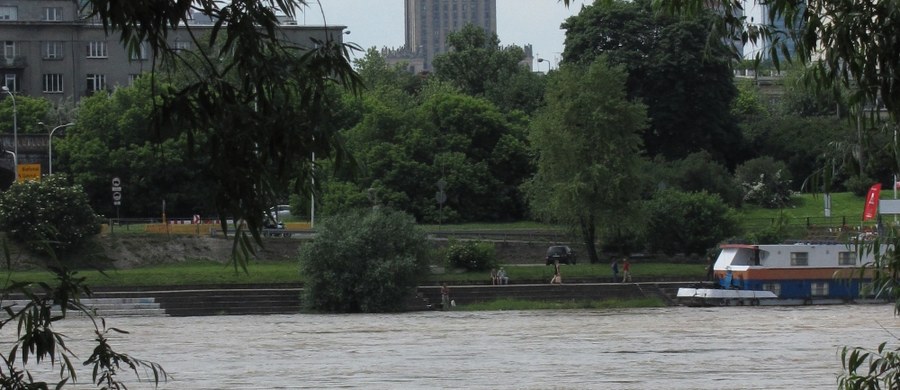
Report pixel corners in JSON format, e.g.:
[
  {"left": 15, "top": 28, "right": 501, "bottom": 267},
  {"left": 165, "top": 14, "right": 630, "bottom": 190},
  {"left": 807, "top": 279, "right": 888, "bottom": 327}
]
[
  {"left": 0, "top": 0, "right": 346, "bottom": 101},
  {"left": 385, "top": 0, "right": 497, "bottom": 73}
]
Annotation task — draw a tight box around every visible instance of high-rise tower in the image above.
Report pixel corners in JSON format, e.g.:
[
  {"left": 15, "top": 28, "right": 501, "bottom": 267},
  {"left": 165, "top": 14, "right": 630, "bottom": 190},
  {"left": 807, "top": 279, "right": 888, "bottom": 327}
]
[{"left": 400, "top": 0, "right": 496, "bottom": 73}]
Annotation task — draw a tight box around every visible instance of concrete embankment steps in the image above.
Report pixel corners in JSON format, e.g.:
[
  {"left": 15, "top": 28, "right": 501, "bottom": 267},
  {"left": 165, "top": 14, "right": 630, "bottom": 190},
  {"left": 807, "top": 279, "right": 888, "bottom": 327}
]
[
  {"left": 150, "top": 288, "right": 302, "bottom": 316},
  {"left": 5, "top": 282, "right": 698, "bottom": 316},
  {"left": 90, "top": 285, "right": 303, "bottom": 316},
  {"left": 1, "top": 296, "right": 167, "bottom": 317},
  {"left": 79, "top": 297, "right": 167, "bottom": 316}
]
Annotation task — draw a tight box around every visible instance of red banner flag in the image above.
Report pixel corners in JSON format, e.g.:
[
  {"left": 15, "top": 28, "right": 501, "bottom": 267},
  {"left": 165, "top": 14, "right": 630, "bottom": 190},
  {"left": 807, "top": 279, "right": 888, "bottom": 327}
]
[{"left": 862, "top": 183, "right": 882, "bottom": 221}]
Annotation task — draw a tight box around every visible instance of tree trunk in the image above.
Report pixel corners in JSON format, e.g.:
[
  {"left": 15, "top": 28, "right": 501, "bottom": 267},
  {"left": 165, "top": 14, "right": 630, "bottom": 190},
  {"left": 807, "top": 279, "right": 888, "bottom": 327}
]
[{"left": 579, "top": 215, "right": 599, "bottom": 264}]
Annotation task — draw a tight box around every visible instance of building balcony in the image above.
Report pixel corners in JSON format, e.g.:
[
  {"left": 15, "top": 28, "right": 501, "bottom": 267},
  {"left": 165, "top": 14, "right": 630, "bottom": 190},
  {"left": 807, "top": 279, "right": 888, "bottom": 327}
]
[{"left": 0, "top": 56, "right": 27, "bottom": 69}]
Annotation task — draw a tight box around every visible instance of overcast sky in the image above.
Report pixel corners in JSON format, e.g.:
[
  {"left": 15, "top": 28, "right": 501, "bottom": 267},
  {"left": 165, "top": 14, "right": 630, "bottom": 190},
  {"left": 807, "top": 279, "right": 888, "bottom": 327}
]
[{"left": 301, "top": 0, "right": 591, "bottom": 69}]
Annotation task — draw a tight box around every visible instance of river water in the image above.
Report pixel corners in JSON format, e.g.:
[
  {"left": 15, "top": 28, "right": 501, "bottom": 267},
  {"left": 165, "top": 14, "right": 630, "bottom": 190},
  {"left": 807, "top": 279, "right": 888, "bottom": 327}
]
[{"left": 5, "top": 305, "right": 898, "bottom": 389}]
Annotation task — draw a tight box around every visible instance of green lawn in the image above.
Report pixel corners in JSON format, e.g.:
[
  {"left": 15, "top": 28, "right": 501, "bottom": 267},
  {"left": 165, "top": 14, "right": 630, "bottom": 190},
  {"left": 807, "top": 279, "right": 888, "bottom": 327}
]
[
  {"left": 2, "top": 261, "right": 705, "bottom": 288},
  {"left": 2, "top": 261, "right": 305, "bottom": 288},
  {"left": 737, "top": 192, "right": 870, "bottom": 227}
]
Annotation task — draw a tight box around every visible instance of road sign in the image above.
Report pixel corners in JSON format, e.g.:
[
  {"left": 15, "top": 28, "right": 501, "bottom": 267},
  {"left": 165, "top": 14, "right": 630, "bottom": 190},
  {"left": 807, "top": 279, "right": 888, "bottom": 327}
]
[{"left": 112, "top": 177, "right": 122, "bottom": 206}]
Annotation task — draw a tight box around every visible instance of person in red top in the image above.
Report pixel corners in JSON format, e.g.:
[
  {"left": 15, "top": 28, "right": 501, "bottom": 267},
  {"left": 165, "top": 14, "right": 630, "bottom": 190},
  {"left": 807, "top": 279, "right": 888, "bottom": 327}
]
[{"left": 621, "top": 258, "right": 632, "bottom": 283}]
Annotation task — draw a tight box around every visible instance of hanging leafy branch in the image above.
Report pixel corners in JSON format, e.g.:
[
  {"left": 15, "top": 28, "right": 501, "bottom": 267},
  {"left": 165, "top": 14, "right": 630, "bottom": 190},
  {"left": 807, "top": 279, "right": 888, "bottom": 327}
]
[{"left": 81, "top": 0, "right": 363, "bottom": 269}]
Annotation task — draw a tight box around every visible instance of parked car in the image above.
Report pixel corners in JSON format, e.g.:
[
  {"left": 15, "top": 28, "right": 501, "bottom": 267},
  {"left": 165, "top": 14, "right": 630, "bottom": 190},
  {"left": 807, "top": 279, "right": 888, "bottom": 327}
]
[
  {"left": 262, "top": 211, "right": 290, "bottom": 238},
  {"left": 270, "top": 205, "right": 292, "bottom": 219},
  {"left": 545, "top": 245, "right": 576, "bottom": 265}
]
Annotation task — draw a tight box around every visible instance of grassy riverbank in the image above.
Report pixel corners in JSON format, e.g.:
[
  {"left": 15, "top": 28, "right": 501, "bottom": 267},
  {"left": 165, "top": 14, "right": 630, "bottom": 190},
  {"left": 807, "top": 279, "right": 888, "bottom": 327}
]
[{"left": 1, "top": 261, "right": 705, "bottom": 288}]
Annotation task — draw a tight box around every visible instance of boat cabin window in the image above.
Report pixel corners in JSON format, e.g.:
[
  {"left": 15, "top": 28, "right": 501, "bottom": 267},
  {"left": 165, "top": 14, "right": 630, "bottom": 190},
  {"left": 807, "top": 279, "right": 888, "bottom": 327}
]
[
  {"left": 811, "top": 282, "right": 829, "bottom": 297},
  {"left": 761, "top": 283, "right": 781, "bottom": 296},
  {"left": 790, "top": 252, "right": 809, "bottom": 266},
  {"left": 727, "top": 247, "right": 764, "bottom": 266},
  {"left": 838, "top": 251, "right": 857, "bottom": 265}
]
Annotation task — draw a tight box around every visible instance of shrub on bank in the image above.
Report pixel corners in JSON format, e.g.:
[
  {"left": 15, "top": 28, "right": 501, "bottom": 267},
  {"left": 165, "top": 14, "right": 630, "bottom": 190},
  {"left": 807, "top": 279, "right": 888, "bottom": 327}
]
[
  {"left": 0, "top": 175, "right": 102, "bottom": 254},
  {"left": 298, "top": 208, "right": 430, "bottom": 313},
  {"left": 445, "top": 239, "right": 497, "bottom": 271}
]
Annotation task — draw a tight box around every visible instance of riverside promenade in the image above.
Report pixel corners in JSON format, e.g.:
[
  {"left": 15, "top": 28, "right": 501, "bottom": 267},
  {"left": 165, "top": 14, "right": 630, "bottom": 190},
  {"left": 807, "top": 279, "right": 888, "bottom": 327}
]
[{"left": 46, "top": 278, "right": 701, "bottom": 317}]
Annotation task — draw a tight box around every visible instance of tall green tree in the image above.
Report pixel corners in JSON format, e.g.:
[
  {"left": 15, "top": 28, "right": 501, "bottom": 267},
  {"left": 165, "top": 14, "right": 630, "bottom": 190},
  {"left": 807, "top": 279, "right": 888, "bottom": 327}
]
[
  {"left": 331, "top": 85, "right": 530, "bottom": 223},
  {"left": 56, "top": 77, "right": 213, "bottom": 218},
  {"left": 433, "top": 24, "right": 525, "bottom": 97},
  {"left": 655, "top": 0, "right": 900, "bottom": 123},
  {"left": 0, "top": 94, "right": 55, "bottom": 134},
  {"left": 562, "top": 0, "right": 742, "bottom": 167},
  {"left": 526, "top": 57, "right": 648, "bottom": 263},
  {"left": 432, "top": 24, "right": 545, "bottom": 115}
]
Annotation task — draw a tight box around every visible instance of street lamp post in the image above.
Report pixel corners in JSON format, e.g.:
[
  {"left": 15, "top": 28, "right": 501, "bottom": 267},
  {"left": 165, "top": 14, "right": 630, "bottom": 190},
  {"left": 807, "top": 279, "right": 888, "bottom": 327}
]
[
  {"left": 1, "top": 86, "right": 16, "bottom": 181},
  {"left": 48, "top": 122, "right": 74, "bottom": 175},
  {"left": 537, "top": 57, "right": 552, "bottom": 73}
]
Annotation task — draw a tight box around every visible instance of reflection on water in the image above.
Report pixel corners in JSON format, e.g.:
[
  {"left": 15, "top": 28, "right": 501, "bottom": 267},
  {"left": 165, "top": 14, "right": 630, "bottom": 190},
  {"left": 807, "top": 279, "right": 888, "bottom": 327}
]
[{"left": 4, "top": 305, "right": 898, "bottom": 389}]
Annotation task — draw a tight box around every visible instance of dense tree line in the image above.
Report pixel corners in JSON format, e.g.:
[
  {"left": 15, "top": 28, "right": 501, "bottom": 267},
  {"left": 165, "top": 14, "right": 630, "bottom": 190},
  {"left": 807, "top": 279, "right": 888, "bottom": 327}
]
[
  {"left": 3, "top": 1, "right": 871, "bottom": 254},
  {"left": 0, "top": 0, "right": 900, "bottom": 388}
]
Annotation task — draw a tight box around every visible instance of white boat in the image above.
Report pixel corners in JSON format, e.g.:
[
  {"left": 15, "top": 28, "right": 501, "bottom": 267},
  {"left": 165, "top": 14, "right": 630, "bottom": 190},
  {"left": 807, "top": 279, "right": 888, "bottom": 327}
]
[{"left": 677, "top": 242, "right": 883, "bottom": 306}]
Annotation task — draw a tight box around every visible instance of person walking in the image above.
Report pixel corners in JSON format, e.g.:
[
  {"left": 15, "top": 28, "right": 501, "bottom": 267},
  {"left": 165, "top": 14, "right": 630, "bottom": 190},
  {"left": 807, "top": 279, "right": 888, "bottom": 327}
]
[
  {"left": 610, "top": 258, "right": 619, "bottom": 282},
  {"left": 621, "top": 258, "right": 632, "bottom": 283},
  {"left": 550, "top": 260, "right": 562, "bottom": 284},
  {"left": 441, "top": 283, "right": 451, "bottom": 310}
]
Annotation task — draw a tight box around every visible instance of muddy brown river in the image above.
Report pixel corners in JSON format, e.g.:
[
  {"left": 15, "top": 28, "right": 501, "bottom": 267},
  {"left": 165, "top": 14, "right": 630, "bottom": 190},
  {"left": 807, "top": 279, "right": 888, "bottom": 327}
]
[{"left": 4, "top": 305, "right": 897, "bottom": 389}]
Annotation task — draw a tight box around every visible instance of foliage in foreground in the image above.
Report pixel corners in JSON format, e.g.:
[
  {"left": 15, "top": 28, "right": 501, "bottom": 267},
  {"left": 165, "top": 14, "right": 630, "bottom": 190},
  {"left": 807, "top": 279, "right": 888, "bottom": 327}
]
[
  {"left": 835, "top": 227, "right": 900, "bottom": 389},
  {"left": 839, "top": 342, "right": 900, "bottom": 390},
  {"left": 0, "top": 248, "right": 166, "bottom": 388},
  {"left": 0, "top": 175, "right": 101, "bottom": 254},
  {"left": 298, "top": 208, "right": 430, "bottom": 313}
]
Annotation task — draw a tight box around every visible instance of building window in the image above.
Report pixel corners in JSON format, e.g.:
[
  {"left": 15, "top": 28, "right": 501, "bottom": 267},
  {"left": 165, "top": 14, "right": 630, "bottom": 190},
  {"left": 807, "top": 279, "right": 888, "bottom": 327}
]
[
  {"left": 3, "top": 74, "right": 17, "bottom": 92},
  {"left": 174, "top": 40, "right": 191, "bottom": 51},
  {"left": 130, "top": 43, "right": 148, "bottom": 60},
  {"left": 838, "top": 251, "right": 857, "bottom": 266},
  {"left": 3, "top": 41, "right": 17, "bottom": 59},
  {"left": 810, "top": 282, "right": 829, "bottom": 297},
  {"left": 43, "top": 41, "right": 64, "bottom": 60},
  {"left": 790, "top": 252, "right": 809, "bottom": 266},
  {"left": 86, "top": 41, "right": 108, "bottom": 58},
  {"left": 43, "top": 74, "right": 63, "bottom": 93},
  {"left": 43, "top": 7, "right": 63, "bottom": 21},
  {"left": 0, "top": 6, "right": 17, "bottom": 21},
  {"left": 86, "top": 73, "right": 106, "bottom": 93},
  {"left": 128, "top": 74, "right": 141, "bottom": 84}
]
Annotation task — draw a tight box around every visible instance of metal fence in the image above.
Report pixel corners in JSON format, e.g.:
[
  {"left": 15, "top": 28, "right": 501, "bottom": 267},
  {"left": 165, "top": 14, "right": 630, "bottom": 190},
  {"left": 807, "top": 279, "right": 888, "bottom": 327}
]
[{"left": 741, "top": 215, "right": 871, "bottom": 231}]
